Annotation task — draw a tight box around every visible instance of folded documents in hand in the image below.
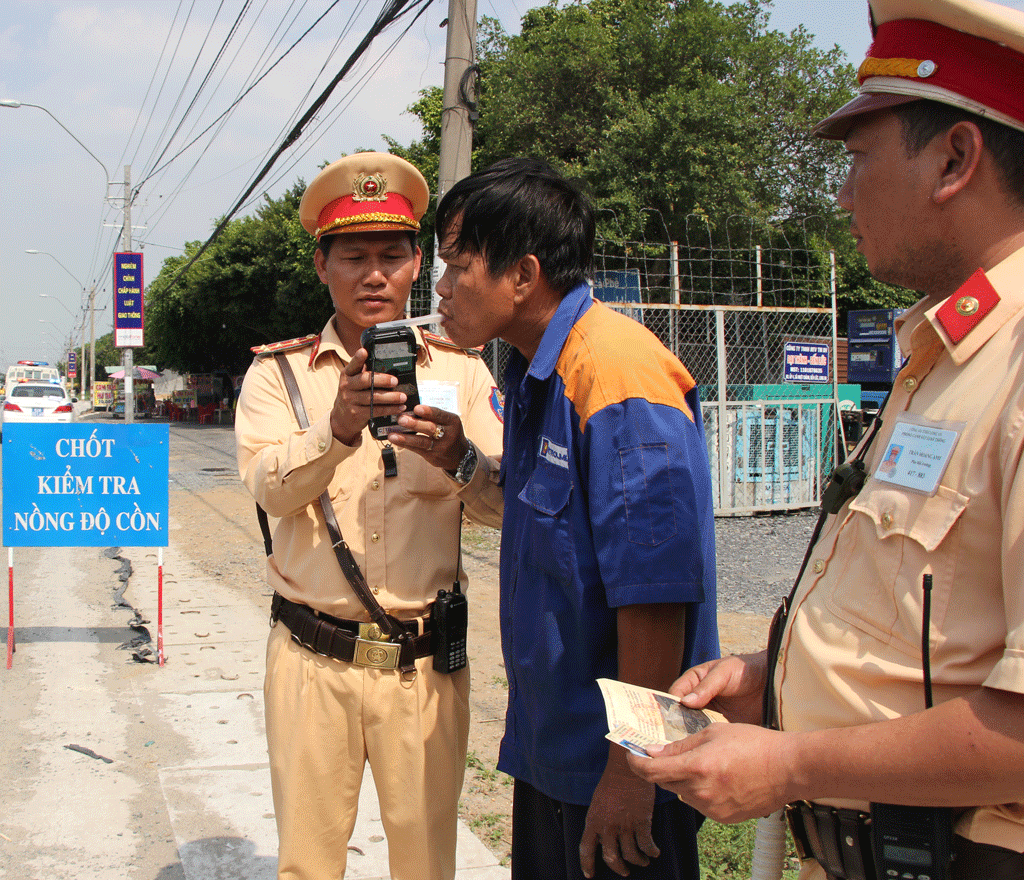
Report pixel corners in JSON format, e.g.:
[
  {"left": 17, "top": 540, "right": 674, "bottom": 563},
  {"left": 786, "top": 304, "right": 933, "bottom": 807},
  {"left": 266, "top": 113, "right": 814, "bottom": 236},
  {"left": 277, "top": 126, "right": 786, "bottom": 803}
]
[{"left": 597, "top": 678, "right": 726, "bottom": 758}]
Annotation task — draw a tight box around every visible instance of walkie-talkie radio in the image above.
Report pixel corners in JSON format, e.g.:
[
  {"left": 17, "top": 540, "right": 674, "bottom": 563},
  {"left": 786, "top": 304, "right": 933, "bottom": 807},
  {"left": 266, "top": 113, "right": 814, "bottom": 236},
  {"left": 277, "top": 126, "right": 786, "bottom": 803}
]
[
  {"left": 871, "top": 802, "right": 952, "bottom": 880},
  {"left": 361, "top": 323, "right": 420, "bottom": 440},
  {"left": 871, "top": 573, "right": 953, "bottom": 880},
  {"left": 431, "top": 586, "right": 468, "bottom": 673}
]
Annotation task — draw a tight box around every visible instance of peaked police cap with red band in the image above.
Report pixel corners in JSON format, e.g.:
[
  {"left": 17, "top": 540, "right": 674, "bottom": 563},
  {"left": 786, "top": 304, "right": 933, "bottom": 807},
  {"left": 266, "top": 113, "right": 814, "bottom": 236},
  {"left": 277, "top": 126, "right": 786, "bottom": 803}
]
[
  {"left": 298, "top": 152, "right": 430, "bottom": 240},
  {"left": 814, "top": 0, "right": 1024, "bottom": 140}
]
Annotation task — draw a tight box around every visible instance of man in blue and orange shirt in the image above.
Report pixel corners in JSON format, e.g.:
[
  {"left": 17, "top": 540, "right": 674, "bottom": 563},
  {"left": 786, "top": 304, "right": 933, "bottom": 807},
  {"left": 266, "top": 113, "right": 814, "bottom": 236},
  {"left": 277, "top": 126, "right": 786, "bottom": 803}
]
[{"left": 434, "top": 158, "right": 718, "bottom": 880}]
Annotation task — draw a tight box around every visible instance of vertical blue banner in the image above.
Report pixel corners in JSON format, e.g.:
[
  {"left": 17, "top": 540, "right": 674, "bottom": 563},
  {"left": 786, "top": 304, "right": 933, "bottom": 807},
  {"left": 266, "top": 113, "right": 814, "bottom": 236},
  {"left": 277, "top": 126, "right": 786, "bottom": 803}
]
[
  {"left": 2, "top": 424, "right": 168, "bottom": 547},
  {"left": 114, "top": 252, "right": 144, "bottom": 348}
]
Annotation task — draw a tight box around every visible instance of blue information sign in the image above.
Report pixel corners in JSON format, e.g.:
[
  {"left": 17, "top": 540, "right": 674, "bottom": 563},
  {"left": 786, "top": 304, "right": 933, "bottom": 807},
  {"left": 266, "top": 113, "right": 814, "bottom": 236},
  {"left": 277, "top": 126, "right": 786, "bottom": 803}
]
[
  {"left": 783, "top": 341, "right": 830, "bottom": 384},
  {"left": 593, "top": 269, "right": 641, "bottom": 303},
  {"left": 114, "top": 251, "right": 144, "bottom": 348},
  {"left": 2, "top": 424, "right": 168, "bottom": 547},
  {"left": 68, "top": 350, "right": 77, "bottom": 378}
]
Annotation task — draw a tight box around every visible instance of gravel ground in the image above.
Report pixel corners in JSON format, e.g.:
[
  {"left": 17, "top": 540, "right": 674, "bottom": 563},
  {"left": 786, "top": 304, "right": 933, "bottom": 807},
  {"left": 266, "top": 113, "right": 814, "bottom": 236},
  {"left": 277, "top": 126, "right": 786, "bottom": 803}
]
[{"left": 713, "top": 509, "right": 818, "bottom": 617}]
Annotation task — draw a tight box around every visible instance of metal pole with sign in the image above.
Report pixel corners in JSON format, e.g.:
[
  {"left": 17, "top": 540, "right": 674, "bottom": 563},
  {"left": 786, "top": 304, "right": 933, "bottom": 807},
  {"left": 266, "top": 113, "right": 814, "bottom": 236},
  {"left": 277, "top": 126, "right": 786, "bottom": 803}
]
[{"left": 114, "top": 251, "right": 144, "bottom": 423}]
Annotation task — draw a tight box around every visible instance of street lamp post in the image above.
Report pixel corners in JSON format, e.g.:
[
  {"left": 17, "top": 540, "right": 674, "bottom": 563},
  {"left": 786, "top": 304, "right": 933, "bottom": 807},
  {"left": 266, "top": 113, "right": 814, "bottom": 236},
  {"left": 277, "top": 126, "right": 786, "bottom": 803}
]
[
  {"left": 1, "top": 100, "right": 111, "bottom": 189},
  {"left": 39, "top": 295, "right": 84, "bottom": 396},
  {"left": 27, "top": 250, "right": 91, "bottom": 403},
  {"left": 6, "top": 100, "right": 114, "bottom": 407}
]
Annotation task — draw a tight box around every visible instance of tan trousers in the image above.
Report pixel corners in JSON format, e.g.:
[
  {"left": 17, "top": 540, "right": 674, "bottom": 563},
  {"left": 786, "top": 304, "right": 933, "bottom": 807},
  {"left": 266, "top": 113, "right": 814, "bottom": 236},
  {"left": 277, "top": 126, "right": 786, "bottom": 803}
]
[{"left": 264, "top": 621, "right": 470, "bottom": 880}]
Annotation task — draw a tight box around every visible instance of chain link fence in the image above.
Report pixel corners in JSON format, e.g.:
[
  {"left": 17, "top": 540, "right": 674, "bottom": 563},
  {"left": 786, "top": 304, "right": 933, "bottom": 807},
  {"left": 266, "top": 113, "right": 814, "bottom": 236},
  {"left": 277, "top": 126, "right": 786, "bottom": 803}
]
[{"left": 412, "top": 212, "right": 845, "bottom": 514}]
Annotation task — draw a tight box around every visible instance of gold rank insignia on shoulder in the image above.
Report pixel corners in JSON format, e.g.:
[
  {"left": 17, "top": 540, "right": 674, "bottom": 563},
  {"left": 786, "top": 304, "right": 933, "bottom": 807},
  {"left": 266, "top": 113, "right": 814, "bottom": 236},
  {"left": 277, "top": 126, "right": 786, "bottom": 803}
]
[
  {"left": 251, "top": 333, "right": 320, "bottom": 357},
  {"left": 352, "top": 172, "right": 388, "bottom": 202},
  {"left": 422, "top": 331, "right": 483, "bottom": 358}
]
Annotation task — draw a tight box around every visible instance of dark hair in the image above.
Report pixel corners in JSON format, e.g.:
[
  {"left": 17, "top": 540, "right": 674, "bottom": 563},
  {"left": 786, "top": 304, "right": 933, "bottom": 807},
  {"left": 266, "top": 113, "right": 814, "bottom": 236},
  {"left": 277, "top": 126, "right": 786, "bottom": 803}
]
[
  {"left": 895, "top": 100, "right": 1024, "bottom": 207},
  {"left": 435, "top": 158, "right": 595, "bottom": 295},
  {"left": 317, "top": 229, "right": 417, "bottom": 258}
]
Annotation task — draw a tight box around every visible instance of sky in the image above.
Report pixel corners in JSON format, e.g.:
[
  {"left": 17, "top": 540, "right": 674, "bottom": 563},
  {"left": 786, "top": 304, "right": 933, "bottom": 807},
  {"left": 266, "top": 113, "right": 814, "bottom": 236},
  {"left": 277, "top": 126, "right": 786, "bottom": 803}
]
[{"left": 0, "top": 0, "right": 1018, "bottom": 373}]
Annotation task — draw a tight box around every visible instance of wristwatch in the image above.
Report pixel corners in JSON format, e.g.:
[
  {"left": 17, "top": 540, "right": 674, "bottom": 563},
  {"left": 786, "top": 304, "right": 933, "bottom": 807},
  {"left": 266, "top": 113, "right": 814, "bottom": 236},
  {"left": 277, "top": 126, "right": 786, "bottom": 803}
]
[{"left": 448, "top": 444, "right": 478, "bottom": 486}]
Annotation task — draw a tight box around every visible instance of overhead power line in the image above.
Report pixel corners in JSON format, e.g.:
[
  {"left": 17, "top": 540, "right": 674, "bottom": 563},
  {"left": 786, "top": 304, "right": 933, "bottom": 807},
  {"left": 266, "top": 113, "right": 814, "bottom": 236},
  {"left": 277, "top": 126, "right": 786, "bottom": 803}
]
[
  {"left": 158, "top": 0, "right": 436, "bottom": 295},
  {"left": 137, "top": 0, "right": 347, "bottom": 189}
]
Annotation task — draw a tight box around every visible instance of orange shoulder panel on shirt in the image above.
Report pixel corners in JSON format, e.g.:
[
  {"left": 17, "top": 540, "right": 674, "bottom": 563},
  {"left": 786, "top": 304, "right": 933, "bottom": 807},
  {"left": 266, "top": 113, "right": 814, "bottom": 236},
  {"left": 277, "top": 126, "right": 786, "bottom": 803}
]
[
  {"left": 556, "top": 302, "right": 696, "bottom": 430},
  {"left": 935, "top": 269, "right": 1000, "bottom": 344}
]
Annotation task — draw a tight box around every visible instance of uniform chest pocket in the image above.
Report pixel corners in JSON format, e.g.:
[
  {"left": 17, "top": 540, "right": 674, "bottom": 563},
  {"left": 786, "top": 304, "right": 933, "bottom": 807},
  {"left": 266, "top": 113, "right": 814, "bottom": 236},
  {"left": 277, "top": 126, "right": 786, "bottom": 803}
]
[
  {"left": 849, "top": 481, "right": 967, "bottom": 550},
  {"left": 835, "top": 482, "right": 968, "bottom": 650},
  {"left": 518, "top": 461, "right": 575, "bottom": 582},
  {"left": 398, "top": 447, "right": 456, "bottom": 498}
]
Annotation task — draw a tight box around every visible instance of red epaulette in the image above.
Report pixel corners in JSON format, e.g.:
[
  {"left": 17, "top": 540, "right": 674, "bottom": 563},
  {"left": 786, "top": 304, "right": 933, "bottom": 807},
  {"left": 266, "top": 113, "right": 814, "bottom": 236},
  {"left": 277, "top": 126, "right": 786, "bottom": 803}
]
[
  {"left": 935, "top": 269, "right": 1000, "bottom": 344},
  {"left": 422, "top": 331, "right": 483, "bottom": 358},
  {"left": 251, "top": 334, "right": 320, "bottom": 359}
]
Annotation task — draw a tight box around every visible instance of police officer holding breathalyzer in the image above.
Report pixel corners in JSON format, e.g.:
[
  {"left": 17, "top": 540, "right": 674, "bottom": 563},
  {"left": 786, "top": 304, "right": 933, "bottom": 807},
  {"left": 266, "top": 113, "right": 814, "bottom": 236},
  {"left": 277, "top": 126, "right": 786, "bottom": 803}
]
[
  {"left": 627, "top": 2, "right": 1024, "bottom": 879},
  {"left": 235, "top": 152, "right": 503, "bottom": 880}
]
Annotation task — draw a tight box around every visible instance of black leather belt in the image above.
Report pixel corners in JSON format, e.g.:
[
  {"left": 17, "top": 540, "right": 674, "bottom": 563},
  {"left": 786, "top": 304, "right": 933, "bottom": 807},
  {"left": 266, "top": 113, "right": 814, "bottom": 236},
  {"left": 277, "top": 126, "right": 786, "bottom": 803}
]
[
  {"left": 787, "top": 801, "right": 1024, "bottom": 880},
  {"left": 271, "top": 593, "right": 433, "bottom": 670},
  {"left": 787, "top": 801, "right": 873, "bottom": 880}
]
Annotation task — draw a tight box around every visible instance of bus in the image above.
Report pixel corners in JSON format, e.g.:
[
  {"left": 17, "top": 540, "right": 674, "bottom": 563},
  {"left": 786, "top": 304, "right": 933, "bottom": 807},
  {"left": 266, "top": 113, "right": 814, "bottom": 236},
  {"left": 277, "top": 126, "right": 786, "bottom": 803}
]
[{"left": 5, "top": 361, "right": 63, "bottom": 389}]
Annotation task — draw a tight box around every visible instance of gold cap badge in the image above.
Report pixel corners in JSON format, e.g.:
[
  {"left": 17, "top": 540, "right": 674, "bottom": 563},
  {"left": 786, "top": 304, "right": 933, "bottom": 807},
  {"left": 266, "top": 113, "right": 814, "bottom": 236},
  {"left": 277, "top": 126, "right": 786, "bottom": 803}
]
[{"left": 353, "top": 173, "right": 388, "bottom": 202}]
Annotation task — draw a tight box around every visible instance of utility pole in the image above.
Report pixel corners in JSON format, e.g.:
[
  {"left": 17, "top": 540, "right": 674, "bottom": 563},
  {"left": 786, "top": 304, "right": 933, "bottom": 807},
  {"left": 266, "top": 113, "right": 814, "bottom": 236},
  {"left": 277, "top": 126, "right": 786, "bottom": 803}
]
[
  {"left": 87, "top": 284, "right": 96, "bottom": 405},
  {"left": 78, "top": 315, "right": 85, "bottom": 400},
  {"left": 121, "top": 164, "right": 135, "bottom": 425},
  {"left": 431, "top": 0, "right": 478, "bottom": 312}
]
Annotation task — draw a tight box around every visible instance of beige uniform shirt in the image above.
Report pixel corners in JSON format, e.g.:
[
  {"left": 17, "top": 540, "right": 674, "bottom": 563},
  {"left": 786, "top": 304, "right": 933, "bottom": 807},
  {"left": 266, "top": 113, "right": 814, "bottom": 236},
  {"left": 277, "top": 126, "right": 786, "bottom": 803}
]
[
  {"left": 777, "top": 245, "right": 1024, "bottom": 853},
  {"left": 236, "top": 317, "right": 504, "bottom": 621}
]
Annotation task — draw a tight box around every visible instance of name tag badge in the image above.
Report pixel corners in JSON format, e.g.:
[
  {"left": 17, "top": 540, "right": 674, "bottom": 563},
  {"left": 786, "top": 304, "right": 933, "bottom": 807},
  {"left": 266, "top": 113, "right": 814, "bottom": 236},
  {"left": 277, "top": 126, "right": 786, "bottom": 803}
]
[
  {"left": 418, "top": 380, "right": 460, "bottom": 416},
  {"left": 539, "top": 436, "right": 569, "bottom": 469},
  {"left": 873, "top": 417, "right": 962, "bottom": 495}
]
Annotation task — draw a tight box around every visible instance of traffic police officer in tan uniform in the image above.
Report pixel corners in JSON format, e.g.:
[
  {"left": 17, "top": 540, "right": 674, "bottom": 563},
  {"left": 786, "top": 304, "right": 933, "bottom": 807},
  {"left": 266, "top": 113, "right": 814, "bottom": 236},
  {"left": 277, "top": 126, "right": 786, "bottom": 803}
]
[
  {"left": 235, "top": 152, "right": 503, "bottom": 880},
  {"left": 626, "top": 1, "right": 1024, "bottom": 878}
]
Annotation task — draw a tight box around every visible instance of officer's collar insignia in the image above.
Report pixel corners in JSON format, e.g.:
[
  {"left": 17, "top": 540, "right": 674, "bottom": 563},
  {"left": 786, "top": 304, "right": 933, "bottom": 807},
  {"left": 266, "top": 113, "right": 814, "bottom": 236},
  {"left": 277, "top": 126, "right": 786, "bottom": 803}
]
[
  {"left": 352, "top": 172, "right": 388, "bottom": 202},
  {"left": 935, "top": 268, "right": 1000, "bottom": 345},
  {"left": 251, "top": 333, "right": 319, "bottom": 356},
  {"left": 423, "top": 331, "right": 484, "bottom": 358}
]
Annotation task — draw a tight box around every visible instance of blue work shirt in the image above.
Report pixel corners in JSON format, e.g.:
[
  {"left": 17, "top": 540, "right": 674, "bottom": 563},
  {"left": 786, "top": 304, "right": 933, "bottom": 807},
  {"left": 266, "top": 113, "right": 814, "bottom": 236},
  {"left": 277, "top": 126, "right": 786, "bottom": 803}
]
[{"left": 496, "top": 282, "right": 719, "bottom": 806}]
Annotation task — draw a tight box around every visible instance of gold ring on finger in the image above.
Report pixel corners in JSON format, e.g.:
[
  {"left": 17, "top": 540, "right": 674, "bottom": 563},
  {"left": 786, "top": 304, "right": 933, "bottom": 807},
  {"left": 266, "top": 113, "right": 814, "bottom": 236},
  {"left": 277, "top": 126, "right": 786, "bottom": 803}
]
[{"left": 433, "top": 425, "right": 445, "bottom": 441}]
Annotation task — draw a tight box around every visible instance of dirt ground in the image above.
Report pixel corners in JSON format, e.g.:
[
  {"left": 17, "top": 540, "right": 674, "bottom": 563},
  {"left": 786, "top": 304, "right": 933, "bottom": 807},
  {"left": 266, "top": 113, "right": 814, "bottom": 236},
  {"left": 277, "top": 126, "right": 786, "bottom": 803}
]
[
  {"left": 175, "top": 452, "right": 771, "bottom": 867},
  {"left": 456, "top": 524, "right": 772, "bottom": 863}
]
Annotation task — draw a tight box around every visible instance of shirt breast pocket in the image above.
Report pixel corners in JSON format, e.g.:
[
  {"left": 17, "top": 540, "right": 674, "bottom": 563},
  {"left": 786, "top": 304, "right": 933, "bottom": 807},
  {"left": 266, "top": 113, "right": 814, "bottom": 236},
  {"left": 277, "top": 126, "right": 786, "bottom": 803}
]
[
  {"left": 518, "top": 461, "right": 575, "bottom": 583},
  {"left": 837, "top": 482, "right": 968, "bottom": 651},
  {"left": 399, "top": 448, "right": 456, "bottom": 498}
]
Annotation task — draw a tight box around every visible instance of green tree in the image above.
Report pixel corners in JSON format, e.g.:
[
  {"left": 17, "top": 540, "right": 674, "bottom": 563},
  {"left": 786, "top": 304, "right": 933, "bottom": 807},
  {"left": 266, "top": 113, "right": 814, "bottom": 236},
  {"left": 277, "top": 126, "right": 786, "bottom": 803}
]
[
  {"left": 385, "top": 88, "right": 443, "bottom": 242},
  {"left": 471, "top": 0, "right": 855, "bottom": 237},
  {"left": 144, "top": 183, "right": 327, "bottom": 375},
  {"left": 389, "top": 0, "right": 912, "bottom": 313},
  {"left": 91, "top": 332, "right": 122, "bottom": 382}
]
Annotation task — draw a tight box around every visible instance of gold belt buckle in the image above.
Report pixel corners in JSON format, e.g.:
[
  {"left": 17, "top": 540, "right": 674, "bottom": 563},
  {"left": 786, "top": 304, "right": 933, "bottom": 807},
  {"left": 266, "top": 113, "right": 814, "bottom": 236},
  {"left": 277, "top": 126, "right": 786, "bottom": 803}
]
[{"left": 355, "top": 622, "right": 400, "bottom": 670}]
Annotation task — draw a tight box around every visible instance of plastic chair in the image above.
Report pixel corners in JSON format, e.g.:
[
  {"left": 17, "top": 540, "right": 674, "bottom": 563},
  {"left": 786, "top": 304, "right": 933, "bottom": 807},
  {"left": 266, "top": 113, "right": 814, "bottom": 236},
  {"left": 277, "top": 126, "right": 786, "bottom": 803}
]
[{"left": 197, "top": 403, "right": 216, "bottom": 424}]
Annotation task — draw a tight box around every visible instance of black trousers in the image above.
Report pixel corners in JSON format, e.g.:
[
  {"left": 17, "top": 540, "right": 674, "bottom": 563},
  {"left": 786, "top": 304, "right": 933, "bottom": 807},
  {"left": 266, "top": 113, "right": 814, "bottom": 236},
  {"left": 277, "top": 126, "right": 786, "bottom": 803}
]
[{"left": 510, "top": 778, "right": 701, "bottom": 880}]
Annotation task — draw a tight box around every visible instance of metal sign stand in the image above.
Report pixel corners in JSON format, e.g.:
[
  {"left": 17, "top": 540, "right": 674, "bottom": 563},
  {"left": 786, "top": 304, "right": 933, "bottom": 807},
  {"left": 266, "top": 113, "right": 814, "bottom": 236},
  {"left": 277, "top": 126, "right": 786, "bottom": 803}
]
[{"left": 6, "top": 549, "right": 13, "bottom": 669}]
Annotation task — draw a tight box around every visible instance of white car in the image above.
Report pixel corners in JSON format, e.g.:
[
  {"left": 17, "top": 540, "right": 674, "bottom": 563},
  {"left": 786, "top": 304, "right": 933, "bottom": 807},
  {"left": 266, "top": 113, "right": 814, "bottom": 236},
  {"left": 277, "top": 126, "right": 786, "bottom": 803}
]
[{"left": 1, "top": 382, "right": 76, "bottom": 433}]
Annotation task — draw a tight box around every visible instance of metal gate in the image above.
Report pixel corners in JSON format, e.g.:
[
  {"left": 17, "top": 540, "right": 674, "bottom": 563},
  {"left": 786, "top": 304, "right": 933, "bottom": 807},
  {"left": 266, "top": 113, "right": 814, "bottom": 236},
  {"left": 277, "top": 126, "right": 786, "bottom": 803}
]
[
  {"left": 623, "top": 301, "right": 841, "bottom": 515},
  {"left": 416, "top": 217, "right": 843, "bottom": 516}
]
